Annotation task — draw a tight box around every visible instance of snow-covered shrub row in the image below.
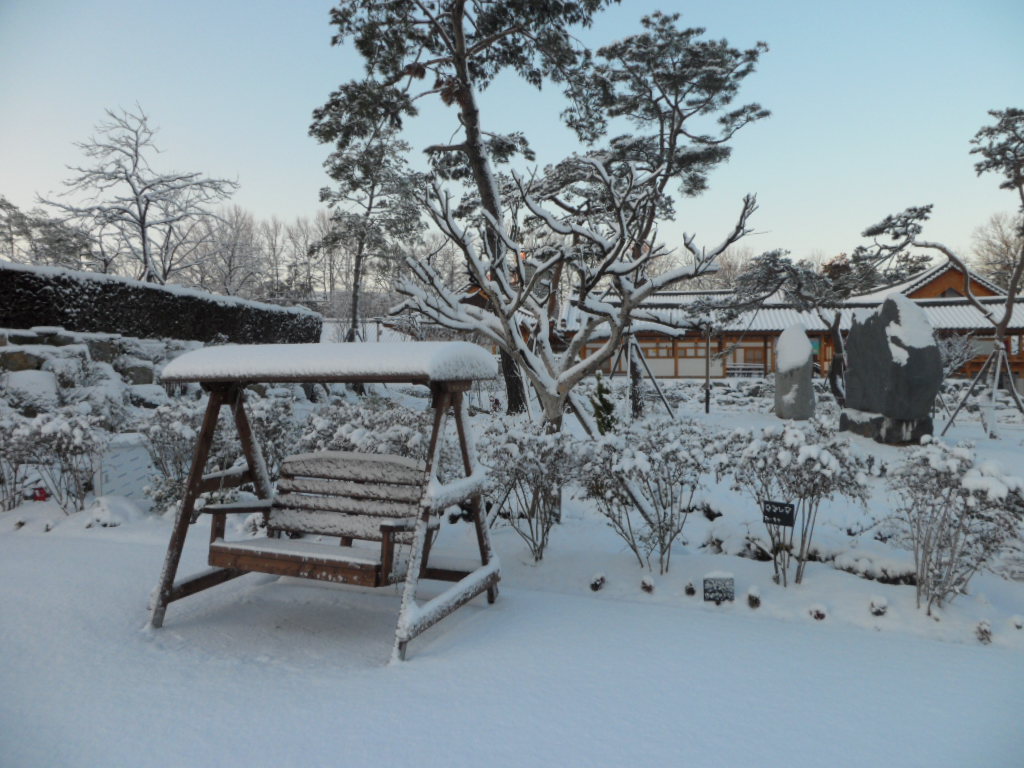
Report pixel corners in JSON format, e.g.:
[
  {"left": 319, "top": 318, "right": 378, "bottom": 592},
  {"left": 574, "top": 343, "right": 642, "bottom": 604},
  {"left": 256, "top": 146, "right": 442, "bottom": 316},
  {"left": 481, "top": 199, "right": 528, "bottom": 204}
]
[
  {"left": 1, "top": 261, "right": 321, "bottom": 344},
  {"left": 477, "top": 418, "right": 573, "bottom": 562},
  {"left": 297, "top": 395, "right": 461, "bottom": 481},
  {"left": 885, "top": 437, "right": 1024, "bottom": 615},
  {"left": 722, "top": 419, "right": 870, "bottom": 587},
  {"left": 577, "top": 417, "right": 708, "bottom": 574},
  {"left": 137, "top": 391, "right": 302, "bottom": 515}
]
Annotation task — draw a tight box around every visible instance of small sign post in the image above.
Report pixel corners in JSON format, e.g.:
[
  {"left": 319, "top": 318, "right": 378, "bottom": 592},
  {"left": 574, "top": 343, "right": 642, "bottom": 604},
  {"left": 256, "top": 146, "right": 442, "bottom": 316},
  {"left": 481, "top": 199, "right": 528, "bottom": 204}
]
[
  {"left": 703, "top": 574, "right": 735, "bottom": 605},
  {"left": 763, "top": 500, "right": 795, "bottom": 527}
]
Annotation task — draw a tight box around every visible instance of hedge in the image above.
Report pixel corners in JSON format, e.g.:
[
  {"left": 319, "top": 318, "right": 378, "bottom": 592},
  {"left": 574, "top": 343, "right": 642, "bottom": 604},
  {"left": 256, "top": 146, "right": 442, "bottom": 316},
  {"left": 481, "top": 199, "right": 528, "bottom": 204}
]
[{"left": 0, "top": 261, "right": 322, "bottom": 344}]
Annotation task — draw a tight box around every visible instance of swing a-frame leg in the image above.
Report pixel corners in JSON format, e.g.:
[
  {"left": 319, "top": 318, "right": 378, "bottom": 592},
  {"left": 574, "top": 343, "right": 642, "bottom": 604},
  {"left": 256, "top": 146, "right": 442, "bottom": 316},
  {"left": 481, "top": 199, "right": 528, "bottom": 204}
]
[
  {"left": 150, "top": 384, "right": 271, "bottom": 628},
  {"left": 393, "top": 387, "right": 500, "bottom": 661}
]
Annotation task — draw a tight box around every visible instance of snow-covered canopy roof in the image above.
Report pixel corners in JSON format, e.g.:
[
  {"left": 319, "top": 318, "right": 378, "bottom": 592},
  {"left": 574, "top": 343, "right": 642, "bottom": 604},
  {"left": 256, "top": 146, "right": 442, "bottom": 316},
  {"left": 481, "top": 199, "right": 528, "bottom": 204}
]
[{"left": 161, "top": 342, "right": 498, "bottom": 384}]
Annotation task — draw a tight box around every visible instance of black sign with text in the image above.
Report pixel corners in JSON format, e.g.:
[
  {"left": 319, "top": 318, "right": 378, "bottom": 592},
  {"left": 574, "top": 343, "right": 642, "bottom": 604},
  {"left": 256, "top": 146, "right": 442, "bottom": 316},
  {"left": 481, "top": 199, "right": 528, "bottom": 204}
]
[{"left": 763, "top": 500, "right": 795, "bottom": 527}]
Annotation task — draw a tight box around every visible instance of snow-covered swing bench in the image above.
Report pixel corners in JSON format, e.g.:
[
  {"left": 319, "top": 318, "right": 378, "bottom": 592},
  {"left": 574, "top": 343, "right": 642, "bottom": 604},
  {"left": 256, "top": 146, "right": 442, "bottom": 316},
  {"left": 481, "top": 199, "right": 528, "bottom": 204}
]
[{"left": 149, "top": 341, "right": 500, "bottom": 660}]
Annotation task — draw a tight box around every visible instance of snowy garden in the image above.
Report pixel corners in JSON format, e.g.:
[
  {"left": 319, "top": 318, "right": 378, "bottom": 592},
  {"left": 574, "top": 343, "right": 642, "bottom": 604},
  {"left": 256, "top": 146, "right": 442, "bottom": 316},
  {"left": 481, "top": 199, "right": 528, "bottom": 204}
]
[
  {"left": 2, "top": 317, "right": 1023, "bottom": 767},
  {"left": 3, "top": 2, "right": 1023, "bottom": 765}
]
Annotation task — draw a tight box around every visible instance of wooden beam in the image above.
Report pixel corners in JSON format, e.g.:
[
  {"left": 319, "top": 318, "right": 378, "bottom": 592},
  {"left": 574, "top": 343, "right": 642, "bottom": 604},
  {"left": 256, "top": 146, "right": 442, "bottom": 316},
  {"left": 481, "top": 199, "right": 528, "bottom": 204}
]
[{"left": 168, "top": 567, "right": 247, "bottom": 603}]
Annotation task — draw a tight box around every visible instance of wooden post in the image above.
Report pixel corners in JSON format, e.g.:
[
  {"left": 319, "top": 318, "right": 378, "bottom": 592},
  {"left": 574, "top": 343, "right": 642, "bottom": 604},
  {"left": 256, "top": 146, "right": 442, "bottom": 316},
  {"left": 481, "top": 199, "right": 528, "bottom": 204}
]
[
  {"left": 150, "top": 385, "right": 228, "bottom": 628},
  {"left": 453, "top": 390, "right": 498, "bottom": 603},
  {"left": 394, "top": 385, "right": 451, "bottom": 660}
]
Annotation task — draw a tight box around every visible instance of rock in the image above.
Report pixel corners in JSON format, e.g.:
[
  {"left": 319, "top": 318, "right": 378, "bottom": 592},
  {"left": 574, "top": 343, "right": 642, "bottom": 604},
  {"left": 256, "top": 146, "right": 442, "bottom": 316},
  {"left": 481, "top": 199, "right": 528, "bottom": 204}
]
[
  {"left": 128, "top": 384, "right": 169, "bottom": 408},
  {"left": 5, "top": 330, "right": 41, "bottom": 345},
  {"left": 842, "top": 296, "right": 942, "bottom": 444},
  {"left": 30, "top": 326, "right": 77, "bottom": 346},
  {"left": 0, "top": 349, "right": 46, "bottom": 372},
  {"left": 86, "top": 338, "right": 121, "bottom": 363},
  {"left": 113, "top": 356, "right": 155, "bottom": 385},
  {"left": 774, "top": 324, "right": 815, "bottom": 420},
  {"left": 839, "top": 408, "right": 933, "bottom": 444}
]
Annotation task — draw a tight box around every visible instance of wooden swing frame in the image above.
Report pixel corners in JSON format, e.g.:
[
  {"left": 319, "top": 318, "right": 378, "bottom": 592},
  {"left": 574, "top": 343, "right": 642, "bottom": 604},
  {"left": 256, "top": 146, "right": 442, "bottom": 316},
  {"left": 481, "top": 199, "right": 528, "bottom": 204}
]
[{"left": 149, "top": 344, "right": 499, "bottom": 660}]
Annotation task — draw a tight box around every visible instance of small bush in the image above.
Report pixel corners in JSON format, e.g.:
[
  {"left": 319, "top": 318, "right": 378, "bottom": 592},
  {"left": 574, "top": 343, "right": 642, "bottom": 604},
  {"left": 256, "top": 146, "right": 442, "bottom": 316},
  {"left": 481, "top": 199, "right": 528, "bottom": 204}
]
[
  {"left": 478, "top": 418, "right": 573, "bottom": 562},
  {"left": 139, "top": 400, "right": 239, "bottom": 514},
  {"left": 16, "top": 408, "right": 108, "bottom": 515},
  {"left": 747, "top": 587, "right": 761, "bottom": 609},
  {"left": 641, "top": 577, "right": 654, "bottom": 594},
  {"left": 590, "top": 574, "right": 606, "bottom": 592},
  {"left": 886, "top": 437, "right": 1024, "bottom": 615},
  {"left": 869, "top": 596, "right": 888, "bottom": 617},
  {"left": 684, "top": 581, "right": 696, "bottom": 597},
  {"left": 809, "top": 605, "right": 826, "bottom": 621},
  {"left": 0, "top": 407, "right": 32, "bottom": 511},
  {"left": 976, "top": 620, "right": 992, "bottom": 645},
  {"left": 578, "top": 417, "right": 708, "bottom": 574},
  {"left": 726, "top": 419, "right": 869, "bottom": 586}
]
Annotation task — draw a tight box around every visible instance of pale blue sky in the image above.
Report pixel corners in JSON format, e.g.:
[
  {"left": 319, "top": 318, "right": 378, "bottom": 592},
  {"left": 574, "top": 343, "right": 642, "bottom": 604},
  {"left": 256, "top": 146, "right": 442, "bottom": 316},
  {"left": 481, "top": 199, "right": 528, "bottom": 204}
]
[{"left": 1, "top": 0, "right": 1021, "bottom": 261}]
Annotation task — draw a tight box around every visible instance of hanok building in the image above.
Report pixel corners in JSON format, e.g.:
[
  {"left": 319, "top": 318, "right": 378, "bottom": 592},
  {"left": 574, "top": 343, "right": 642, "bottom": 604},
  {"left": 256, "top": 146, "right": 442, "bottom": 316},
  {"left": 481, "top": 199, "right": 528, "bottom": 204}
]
[{"left": 572, "top": 262, "right": 1024, "bottom": 382}]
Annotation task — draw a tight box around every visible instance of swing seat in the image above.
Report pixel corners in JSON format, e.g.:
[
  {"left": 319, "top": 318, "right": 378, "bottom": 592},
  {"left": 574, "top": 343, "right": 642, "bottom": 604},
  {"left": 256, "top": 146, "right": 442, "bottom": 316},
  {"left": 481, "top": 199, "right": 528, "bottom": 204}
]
[{"left": 207, "top": 452, "right": 438, "bottom": 588}]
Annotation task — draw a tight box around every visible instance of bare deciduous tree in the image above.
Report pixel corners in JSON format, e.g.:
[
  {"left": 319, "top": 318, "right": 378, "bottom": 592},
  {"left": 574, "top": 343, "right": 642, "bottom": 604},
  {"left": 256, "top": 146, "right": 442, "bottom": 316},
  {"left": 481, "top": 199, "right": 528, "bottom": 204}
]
[{"left": 40, "top": 107, "right": 237, "bottom": 283}]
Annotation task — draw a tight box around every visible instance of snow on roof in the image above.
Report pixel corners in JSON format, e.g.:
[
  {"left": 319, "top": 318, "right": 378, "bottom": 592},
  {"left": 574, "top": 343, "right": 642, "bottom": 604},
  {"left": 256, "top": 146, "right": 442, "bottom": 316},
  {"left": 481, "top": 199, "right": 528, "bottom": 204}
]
[
  {"left": 851, "top": 262, "right": 1006, "bottom": 302},
  {"left": 570, "top": 298, "right": 1024, "bottom": 338},
  {"left": 160, "top": 341, "right": 499, "bottom": 384}
]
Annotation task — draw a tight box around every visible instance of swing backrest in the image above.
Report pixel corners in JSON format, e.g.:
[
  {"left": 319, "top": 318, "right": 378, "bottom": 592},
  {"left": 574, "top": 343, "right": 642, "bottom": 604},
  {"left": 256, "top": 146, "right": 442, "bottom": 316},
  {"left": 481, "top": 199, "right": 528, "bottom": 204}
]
[{"left": 269, "top": 452, "right": 427, "bottom": 542}]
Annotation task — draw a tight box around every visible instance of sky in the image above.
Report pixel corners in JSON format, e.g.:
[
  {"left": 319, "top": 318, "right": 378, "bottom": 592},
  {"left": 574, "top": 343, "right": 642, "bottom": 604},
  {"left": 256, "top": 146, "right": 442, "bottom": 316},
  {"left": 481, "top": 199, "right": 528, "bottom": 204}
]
[{"left": 1, "top": 0, "right": 1022, "bottom": 262}]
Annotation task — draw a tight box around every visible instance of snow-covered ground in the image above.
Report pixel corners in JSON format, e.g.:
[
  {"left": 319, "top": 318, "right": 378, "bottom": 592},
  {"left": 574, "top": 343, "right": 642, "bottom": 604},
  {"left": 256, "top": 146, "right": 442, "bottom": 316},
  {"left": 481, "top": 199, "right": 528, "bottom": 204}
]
[{"left": 2, "top": 379, "right": 1022, "bottom": 767}]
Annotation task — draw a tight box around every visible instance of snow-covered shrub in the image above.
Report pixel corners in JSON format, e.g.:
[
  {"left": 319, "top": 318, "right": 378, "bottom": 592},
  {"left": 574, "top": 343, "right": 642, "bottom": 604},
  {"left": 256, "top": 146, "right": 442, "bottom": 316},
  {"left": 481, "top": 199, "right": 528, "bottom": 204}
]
[
  {"left": 589, "top": 373, "right": 618, "bottom": 435},
  {"left": 747, "top": 586, "right": 761, "bottom": 609},
  {"left": 0, "top": 407, "right": 33, "bottom": 511},
  {"left": 246, "top": 392, "right": 301, "bottom": 481},
  {"left": 728, "top": 419, "right": 869, "bottom": 586},
  {"left": 298, "top": 395, "right": 460, "bottom": 480},
  {"left": 579, "top": 417, "right": 707, "bottom": 574},
  {"left": 140, "top": 400, "right": 239, "bottom": 514},
  {"left": 886, "top": 437, "right": 1024, "bottom": 615},
  {"left": 976, "top": 620, "right": 992, "bottom": 645},
  {"left": 641, "top": 576, "right": 654, "bottom": 593},
  {"left": 809, "top": 605, "right": 826, "bottom": 621},
  {"left": 684, "top": 581, "right": 696, "bottom": 597},
  {"left": 937, "top": 332, "right": 978, "bottom": 379},
  {"left": 477, "top": 418, "right": 573, "bottom": 562},
  {"left": 590, "top": 574, "right": 606, "bottom": 592},
  {"left": 869, "top": 596, "right": 888, "bottom": 617},
  {"left": 16, "top": 408, "right": 108, "bottom": 515}
]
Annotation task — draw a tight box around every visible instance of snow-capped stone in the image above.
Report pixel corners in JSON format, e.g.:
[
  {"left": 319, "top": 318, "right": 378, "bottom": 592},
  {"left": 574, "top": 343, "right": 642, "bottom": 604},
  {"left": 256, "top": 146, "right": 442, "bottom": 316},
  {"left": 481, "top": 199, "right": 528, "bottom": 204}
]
[
  {"left": 774, "top": 324, "right": 815, "bottom": 420},
  {"left": 841, "top": 295, "right": 942, "bottom": 443}
]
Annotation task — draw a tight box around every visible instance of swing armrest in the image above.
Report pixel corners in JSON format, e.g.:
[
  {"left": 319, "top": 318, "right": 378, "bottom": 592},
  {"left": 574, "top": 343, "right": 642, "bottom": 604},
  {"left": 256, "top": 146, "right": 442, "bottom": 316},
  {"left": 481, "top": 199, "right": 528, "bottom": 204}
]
[{"left": 200, "top": 500, "right": 273, "bottom": 515}]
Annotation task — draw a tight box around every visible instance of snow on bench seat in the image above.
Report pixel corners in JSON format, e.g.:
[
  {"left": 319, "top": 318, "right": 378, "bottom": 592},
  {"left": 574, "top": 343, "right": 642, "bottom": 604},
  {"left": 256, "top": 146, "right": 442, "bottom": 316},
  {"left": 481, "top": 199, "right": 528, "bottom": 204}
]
[
  {"left": 210, "top": 536, "right": 385, "bottom": 567},
  {"left": 160, "top": 341, "right": 498, "bottom": 384}
]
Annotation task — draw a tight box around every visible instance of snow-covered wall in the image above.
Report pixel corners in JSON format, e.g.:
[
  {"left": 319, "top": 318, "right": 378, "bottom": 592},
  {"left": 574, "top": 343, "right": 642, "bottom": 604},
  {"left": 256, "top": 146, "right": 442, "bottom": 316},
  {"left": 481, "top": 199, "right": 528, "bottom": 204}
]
[{"left": 0, "top": 261, "right": 322, "bottom": 344}]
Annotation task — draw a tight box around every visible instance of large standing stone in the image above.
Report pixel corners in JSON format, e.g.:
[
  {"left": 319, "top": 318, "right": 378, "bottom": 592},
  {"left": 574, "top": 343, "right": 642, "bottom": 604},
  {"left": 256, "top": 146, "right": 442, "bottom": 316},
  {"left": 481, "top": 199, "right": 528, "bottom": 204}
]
[
  {"left": 840, "top": 295, "right": 943, "bottom": 444},
  {"left": 774, "top": 324, "right": 815, "bottom": 420}
]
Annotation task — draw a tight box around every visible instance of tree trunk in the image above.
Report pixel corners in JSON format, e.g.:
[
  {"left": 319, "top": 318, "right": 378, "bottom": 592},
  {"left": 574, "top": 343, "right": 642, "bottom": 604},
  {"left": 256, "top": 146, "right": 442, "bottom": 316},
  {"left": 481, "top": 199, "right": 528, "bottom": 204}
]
[
  {"left": 501, "top": 350, "right": 526, "bottom": 414},
  {"left": 629, "top": 338, "right": 643, "bottom": 419}
]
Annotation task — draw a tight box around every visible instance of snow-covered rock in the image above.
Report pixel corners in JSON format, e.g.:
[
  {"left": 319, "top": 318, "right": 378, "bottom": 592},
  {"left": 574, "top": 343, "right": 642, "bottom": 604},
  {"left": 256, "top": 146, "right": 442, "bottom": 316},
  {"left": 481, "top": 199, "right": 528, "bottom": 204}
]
[{"left": 774, "top": 323, "right": 815, "bottom": 420}]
